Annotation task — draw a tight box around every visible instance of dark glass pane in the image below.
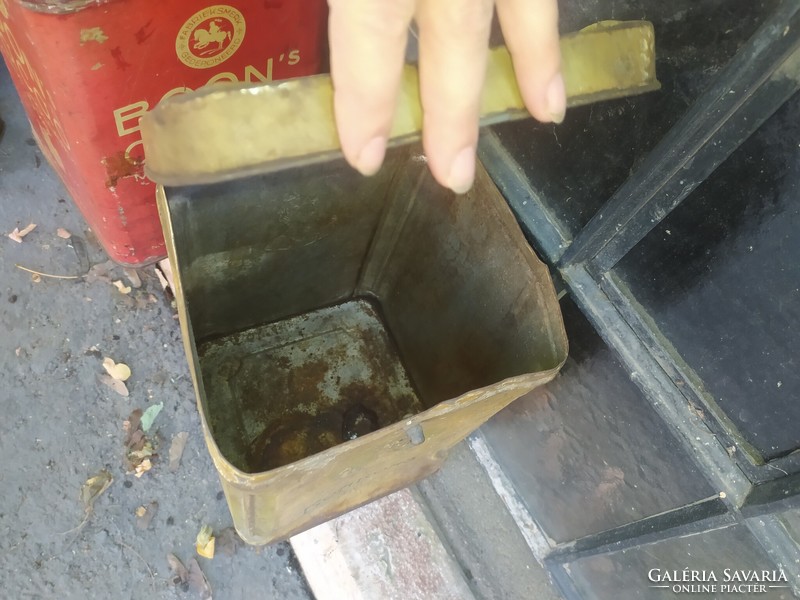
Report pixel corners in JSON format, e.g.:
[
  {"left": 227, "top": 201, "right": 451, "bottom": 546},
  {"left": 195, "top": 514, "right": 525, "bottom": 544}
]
[
  {"left": 480, "top": 298, "right": 713, "bottom": 544},
  {"left": 490, "top": 0, "right": 778, "bottom": 235},
  {"left": 566, "top": 525, "right": 791, "bottom": 600},
  {"left": 614, "top": 92, "right": 800, "bottom": 460}
]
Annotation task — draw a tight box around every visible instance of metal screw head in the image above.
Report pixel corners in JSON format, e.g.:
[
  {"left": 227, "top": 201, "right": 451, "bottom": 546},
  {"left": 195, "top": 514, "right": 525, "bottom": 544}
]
[{"left": 406, "top": 423, "right": 425, "bottom": 445}]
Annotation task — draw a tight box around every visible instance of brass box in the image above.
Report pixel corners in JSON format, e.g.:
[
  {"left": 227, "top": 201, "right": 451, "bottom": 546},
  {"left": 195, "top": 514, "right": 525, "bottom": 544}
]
[
  {"left": 157, "top": 149, "right": 567, "bottom": 544},
  {"left": 145, "top": 20, "right": 661, "bottom": 544}
]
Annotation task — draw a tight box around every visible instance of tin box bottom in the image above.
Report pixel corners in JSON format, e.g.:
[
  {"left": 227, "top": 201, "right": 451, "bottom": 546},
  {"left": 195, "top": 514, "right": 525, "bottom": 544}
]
[{"left": 199, "top": 297, "right": 424, "bottom": 474}]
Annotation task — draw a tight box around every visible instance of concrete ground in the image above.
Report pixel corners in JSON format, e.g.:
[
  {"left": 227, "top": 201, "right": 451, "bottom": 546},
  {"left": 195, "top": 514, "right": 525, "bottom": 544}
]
[
  {"left": 0, "top": 63, "right": 314, "bottom": 599},
  {"left": 1, "top": 52, "right": 566, "bottom": 599}
]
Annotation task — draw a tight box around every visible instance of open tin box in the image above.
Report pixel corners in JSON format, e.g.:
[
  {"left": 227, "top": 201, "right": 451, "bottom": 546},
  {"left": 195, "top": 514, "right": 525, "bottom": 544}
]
[{"left": 141, "top": 20, "right": 658, "bottom": 544}]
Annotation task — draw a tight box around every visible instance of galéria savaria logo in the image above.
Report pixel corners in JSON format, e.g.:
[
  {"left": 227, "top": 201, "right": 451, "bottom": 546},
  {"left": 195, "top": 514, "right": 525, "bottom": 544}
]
[
  {"left": 648, "top": 568, "right": 790, "bottom": 594},
  {"left": 176, "top": 5, "right": 246, "bottom": 69}
]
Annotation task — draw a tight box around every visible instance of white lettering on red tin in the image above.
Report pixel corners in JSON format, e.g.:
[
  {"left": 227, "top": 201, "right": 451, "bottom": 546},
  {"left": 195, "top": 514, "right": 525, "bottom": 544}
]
[{"left": 112, "top": 52, "right": 303, "bottom": 163}]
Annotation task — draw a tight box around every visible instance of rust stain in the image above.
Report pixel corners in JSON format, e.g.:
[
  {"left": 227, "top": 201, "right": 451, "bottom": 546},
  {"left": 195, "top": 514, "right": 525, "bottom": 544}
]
[
  {"left": 359, "top": 327, "right": 394, "bottom": 382},
  {"left": 286, "top": 358, "right": 328, "bottom": 406},
  {"left": 340, "top": 381, "right": 377, "bottom": 412},
  {"left": 271, "top": 355, "right": 291, "bottom": 370},
  {"left": 102, "top": 151, "right": 142, "bottom": 188},
  {"left": 248, "top": 410, "right": 343, "bottom": 472}
]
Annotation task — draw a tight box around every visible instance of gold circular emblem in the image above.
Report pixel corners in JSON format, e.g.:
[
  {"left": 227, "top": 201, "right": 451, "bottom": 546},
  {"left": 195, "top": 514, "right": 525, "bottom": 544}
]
[{"left": 176, "top": 5, "right": 246, "bottom": 69}]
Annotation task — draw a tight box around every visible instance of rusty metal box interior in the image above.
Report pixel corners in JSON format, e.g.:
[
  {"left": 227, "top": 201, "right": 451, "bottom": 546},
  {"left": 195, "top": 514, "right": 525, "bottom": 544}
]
[{"left": 165, "top": 145, "right": 566, "bottom": 477}]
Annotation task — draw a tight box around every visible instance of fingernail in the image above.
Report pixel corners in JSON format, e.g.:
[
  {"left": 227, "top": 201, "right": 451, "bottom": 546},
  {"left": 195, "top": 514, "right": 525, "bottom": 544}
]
[
  {"left": 546, "top": 73, "right": 566, "bottom": 124},
  {"left": 355, "top": 136, "right": 386, "bottom": 176},
  {"left": 447, "top": 146, "right": 476, "bottom": 194}
]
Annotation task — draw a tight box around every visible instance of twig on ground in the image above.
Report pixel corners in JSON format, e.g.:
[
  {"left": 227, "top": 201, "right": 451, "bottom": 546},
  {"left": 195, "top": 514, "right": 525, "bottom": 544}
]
[{"left": 15, "top": 264, "right": 80, "bottom": 280}]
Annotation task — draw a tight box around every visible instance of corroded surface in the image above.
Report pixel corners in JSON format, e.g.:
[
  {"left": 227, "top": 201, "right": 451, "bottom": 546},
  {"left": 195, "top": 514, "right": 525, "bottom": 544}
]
[
  {"left": 157, "top": 150, "right": 568, "bottom": 544},
  {"left": 199, "top": 298, "right": 423, "bottom": 473}
]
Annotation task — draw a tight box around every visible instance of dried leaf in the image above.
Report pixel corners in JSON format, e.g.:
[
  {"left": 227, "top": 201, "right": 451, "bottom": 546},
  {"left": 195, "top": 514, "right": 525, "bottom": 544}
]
[
  {"left": 216, "top": 527, "right": 241, "bottom": 557},
  {"left": 80, "top": 470, "right": 113, "bottom": 513},
  {"left": 123, "top": 409, "right": 142, "bottom": 443},
  {"left": 128, "top": 445, "right": 155, "bottom": 461},
  {"left": 60, "top": 469, "right": 114, "bottom": 536},
  {"left": 156, "top": 258, "right": 175, "bottom": 291},
  {"left": 112, "top": 279, "right": 132, "bottom": 294},
  {"left": 154, "top": 266, "right": 170, "bottom": 291},
  {"left": 8, "top": 223, "right": 36, "bottom": 243},
  {"left": 120, "top": 295, "right": 138, "bottom": 312},
  {"left": 98, "top": 373, "right": 129, "bottom": 397},
  {"left": 102, "top": 357, "right": 131, "bottom": 381},
  {"left": 187, "top": 557, "right": 212, "bottom": 599},
  {"left": 123, "top": 409, "right": 160, "bottom": 475},
  {"left": 127, "top": 430, "right": 146, "bottom": 453},
  {"left": 85, "top": 260, "right": 115, "bottom": 284},
  {"left": 123, "top": 268, "right": 142, "bottom": 289},
  {"left": 167, "top": 553, "right": 189, "bottom": 587},
  {"left": 134, "top": 458, "right": 152, "bottom": 478},
  {"left": 140, "top": 402, "right": 163, "bottom": 432},
  {"left": 195, "top": 525, "right": 215, "bottom": 559},
  {"left": 56, "top": 228, "right": 72, "bottom": 239},
  {"left": 169, "top": 432, "right": 189, "bottom": 472},
  {"left": 135, "top": 501, "right": 158, "bottom": 530}
]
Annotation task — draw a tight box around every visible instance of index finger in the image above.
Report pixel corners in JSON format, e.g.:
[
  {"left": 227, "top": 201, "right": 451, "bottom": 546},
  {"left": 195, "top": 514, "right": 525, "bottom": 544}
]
[
  {"left": 496, "top": 0, "right": 564, "bottom": 123},
  {"left": 328, "top": 0, "right": 416, "bottom": 175}
]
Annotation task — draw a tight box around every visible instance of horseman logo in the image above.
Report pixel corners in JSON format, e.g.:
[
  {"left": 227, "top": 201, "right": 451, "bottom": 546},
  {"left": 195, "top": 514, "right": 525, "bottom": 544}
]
[{"left": 176, "top": 5, "right": 246, "bottom": 69}]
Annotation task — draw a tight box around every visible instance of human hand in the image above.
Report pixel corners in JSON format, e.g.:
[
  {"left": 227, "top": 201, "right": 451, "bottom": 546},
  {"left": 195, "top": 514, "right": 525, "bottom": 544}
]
[{"left": 328, "top": 0, "right": 564, "bottom": 194}]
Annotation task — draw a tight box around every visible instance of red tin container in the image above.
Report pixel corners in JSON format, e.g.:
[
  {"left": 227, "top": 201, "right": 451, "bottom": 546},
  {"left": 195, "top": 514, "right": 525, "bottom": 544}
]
[{"left": 0, "top": 0, "right": 328, "bottom": 265}]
